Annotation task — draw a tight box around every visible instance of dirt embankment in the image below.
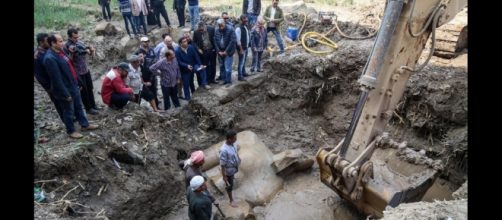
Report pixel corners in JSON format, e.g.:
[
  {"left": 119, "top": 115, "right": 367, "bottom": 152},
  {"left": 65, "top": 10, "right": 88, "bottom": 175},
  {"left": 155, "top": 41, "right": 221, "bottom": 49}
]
[{"left": 34, "top": 100, "right": 227, "bottom": 219}]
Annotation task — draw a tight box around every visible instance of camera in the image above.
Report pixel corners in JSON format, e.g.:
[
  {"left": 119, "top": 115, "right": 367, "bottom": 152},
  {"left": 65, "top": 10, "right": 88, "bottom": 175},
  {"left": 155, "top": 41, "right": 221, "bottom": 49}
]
[{"left": 74, "top": 42, "right": 89, "bottom": 55}]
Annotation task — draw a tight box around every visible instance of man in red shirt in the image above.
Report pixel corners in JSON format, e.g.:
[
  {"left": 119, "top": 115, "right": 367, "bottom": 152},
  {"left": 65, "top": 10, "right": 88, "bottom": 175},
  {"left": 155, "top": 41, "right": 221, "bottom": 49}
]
[{"left": 101, "top": 63, "right": 134, "bottom": 110}]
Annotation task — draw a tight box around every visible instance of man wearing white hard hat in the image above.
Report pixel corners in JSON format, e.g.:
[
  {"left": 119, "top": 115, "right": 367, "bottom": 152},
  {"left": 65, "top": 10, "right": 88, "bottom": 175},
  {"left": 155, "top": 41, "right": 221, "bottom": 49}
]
[{"left": 186, "top": 175, "right": 212, "bottom": 220}]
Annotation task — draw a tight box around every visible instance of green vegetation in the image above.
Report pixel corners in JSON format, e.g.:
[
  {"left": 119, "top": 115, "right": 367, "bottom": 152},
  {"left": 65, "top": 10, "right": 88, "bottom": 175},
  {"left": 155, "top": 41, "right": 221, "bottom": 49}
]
[{"left": 35, "top": 0, "right": 95, "bottom": 29}]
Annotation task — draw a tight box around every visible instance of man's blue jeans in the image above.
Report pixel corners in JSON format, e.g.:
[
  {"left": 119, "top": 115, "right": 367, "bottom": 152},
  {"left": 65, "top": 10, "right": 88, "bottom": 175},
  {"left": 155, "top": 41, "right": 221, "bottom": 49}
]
[
  {"left": 134, "top": 12, "right": 147, "bottom": 35},
  {"left": 194, "top": 66, "right": 208, "bottom": 87},
  {"left": 237, "top": 48, "right": 248, "bottom": 79},
  {"left": 247, "top": 14, "right": 258, "bottom": 28},
  {"left": 161, "top": 85, "right": 180, "bottom": 110},
  {"left": 61, "top": 91, "right": 89, "bottom": 134},
  {"left": 188, "top": 5, "right": 200, "bottom": 31},
  {"left": 267, "top": 27, "right": 285, "bottom": 53},
  {"left": 181, "top": 72, "right": 195, "bottom": 100},
  {"left": 251, "top": 51, "right": 263, "bottom": 71},
  {"left": 218, "top": 55, "right": 234, "bottom": 84},
  {"left": 122, "top": 12, "right": 137, "bottom": 36},
  {"left": 110, "top": 92, "right": 130, "bottom": 109}
]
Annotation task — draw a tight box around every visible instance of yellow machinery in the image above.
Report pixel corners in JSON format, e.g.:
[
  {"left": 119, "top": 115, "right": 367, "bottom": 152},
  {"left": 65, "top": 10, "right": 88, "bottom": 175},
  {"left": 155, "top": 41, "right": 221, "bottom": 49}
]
[{"left": 316, "top": 0, "right": 467, "bottom": 218}]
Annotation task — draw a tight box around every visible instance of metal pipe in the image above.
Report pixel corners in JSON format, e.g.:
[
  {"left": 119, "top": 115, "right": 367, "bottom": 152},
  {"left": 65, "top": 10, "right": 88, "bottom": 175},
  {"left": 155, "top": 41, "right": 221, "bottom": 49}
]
[
  {"left": 358, "top": 0, "right": 407, "bottom": 89},
  {"left": 339, "top": 0, "right": 406, "bottom": 158},
  {"left": 339, "top": 91, "right": 368, "bottom": 157}
]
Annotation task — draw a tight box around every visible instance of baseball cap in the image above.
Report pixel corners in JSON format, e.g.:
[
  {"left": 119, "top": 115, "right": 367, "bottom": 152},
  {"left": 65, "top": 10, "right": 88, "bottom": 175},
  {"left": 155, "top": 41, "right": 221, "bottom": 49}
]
[{"left": 117, "top": 62, "right": 131, "bottom": 72}]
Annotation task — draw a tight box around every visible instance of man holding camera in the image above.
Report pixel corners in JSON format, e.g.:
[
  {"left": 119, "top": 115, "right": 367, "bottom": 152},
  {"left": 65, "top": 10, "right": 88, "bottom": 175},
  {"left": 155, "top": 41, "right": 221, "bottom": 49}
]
[{"left": 65, "top": 28, "right": 100, "bottom": 115}]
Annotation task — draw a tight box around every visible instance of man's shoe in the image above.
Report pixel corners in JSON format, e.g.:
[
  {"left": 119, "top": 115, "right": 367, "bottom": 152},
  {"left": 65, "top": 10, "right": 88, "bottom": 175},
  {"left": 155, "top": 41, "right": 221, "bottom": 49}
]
[
  {"left": 82, "top": 124, "right": 99, "bottom": 131},
  {"left": 203, "top": 85, "right": 211, "bottom": 89},
  {"left": 87, "top": 108, "right": 99, "bottom": 115},
  {"left": 69, "top": 132, "right": 83, "bottom": 139},
  {"left": 238, "top": 78, "right": 246, "bottom": 81}
]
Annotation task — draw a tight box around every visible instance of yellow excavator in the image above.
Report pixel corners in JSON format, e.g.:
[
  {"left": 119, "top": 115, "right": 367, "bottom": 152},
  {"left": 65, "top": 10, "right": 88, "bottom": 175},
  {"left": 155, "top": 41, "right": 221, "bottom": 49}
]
[{"left": 316, "top": 0, "right": 467, "bottom": 218}]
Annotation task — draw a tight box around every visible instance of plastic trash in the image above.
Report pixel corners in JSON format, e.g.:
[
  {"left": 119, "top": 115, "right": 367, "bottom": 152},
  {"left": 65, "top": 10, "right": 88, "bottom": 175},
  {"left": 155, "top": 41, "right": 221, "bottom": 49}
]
[{"left": 34, "top": 187, "right": 45, "bottom": 202}]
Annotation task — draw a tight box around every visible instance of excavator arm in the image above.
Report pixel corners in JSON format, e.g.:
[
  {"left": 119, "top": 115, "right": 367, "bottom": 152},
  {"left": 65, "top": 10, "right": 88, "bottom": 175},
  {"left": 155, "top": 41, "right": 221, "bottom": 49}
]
[{"left": 316, "top": 0, "right": 467, "bottom": 218}]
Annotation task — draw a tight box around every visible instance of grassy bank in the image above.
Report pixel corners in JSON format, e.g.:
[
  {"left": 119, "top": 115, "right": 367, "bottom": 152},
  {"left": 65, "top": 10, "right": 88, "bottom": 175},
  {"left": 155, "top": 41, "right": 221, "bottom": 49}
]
[{"left": 34, "top": 0, "right": 98, "bottom": 30}]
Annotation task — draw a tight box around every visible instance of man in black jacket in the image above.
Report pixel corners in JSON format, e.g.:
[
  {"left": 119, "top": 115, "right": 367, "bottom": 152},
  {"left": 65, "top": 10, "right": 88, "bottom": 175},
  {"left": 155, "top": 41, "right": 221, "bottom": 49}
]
[
  {"left": 193, "top": 22, "right": 217, "bottom": 84},
  {"left": 43, "top": 33, "right": 99, "bottom": 139},
  {"left": 34, "top": 32, "right": 63, "bottom": 121},
  {"left": 235, "top": 15, "right": 251, "bottom": 81},
  {"left": 214, "top": 19, "right": 236, "bottom": 86},
  {"left": 243, "top": 0, "right": 261, "bottom": 28}
]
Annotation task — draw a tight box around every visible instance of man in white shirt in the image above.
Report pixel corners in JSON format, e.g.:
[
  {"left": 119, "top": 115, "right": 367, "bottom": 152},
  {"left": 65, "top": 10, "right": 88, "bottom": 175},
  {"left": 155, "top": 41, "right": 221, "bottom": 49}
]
[
  {"left": 263, "top": 0, "right": 285, "bottom": 54},
  {"left": 235, "top": 15, "right": 251, "bottom": 81}
]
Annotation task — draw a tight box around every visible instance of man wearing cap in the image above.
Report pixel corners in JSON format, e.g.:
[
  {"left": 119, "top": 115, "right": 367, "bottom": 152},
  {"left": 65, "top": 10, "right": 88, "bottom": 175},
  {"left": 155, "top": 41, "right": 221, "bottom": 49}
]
[
  {"left": 219, "top": 129, "right": 241, "bottom": 207},
  {"left": 101, "top": 62, "right": 134, "bottom": 110},
  {"left": 182, "top": 150, "right": 217, "bottom": 204},
  {"left": 214, "top": 18, "right": 236, "bottom": 87},
  {"left": 43, "top": 33, "right": 99, "bottom": 139},
  {"left": 187, "top": 175, "right": 213, "bottom": 220},
  {"left": 183, "top": 151, "right": 206, "bottom": 186},
  {"left": 193, "top": 22, "right": 217, "bottom": 85},
  {"left": 135, "top": 36, "right": 160, "bottom": 107},
  {"left": 127, "top": 54, "right": 160, "bottom": 111},
  {"left": 149, "top": 49, "right": 181, "bottom": 110}
]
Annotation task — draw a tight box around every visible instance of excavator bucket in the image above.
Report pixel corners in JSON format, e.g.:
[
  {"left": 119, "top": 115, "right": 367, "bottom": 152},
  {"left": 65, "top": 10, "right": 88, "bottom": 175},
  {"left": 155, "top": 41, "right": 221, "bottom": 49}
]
[{"left": 316, "top": 147, "right": 439, "bottom": 218}]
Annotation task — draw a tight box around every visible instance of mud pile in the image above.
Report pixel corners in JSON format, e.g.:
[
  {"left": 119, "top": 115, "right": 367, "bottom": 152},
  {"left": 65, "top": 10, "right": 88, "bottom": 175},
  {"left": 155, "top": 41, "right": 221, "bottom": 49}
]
[{"left": 34, "top": 101, "right": 225, "bottom": 219}]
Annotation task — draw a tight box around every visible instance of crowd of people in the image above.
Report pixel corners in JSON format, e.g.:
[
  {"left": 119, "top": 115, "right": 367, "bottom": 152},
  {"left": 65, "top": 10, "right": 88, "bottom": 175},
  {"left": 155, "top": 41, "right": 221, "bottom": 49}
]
[
  {"left": 34, "top": 0, "right": 285, "bottom": 140},
  {"left": 35, "top": 1, "right": 279, "bottom": 218}
]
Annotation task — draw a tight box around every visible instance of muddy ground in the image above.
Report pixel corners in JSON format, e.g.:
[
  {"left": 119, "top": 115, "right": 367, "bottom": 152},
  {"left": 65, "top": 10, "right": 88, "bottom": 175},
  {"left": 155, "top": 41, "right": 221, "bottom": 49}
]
[{"left": 34, "top": 1, "right": 467, "bottom": 219}]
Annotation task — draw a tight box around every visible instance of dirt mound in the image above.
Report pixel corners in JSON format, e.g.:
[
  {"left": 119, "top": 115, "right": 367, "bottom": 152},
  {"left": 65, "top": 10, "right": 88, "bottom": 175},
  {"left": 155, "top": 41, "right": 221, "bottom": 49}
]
[
  {"left": 34, "top": 103, "right": 223, "bottom": 219},
  {"left": 386, "top": 55, "right": 468, "bottom": 186},
  {"left": 189, "top": 38, "right": 372, "bottom": 155}
]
